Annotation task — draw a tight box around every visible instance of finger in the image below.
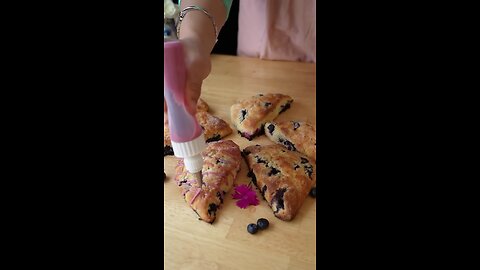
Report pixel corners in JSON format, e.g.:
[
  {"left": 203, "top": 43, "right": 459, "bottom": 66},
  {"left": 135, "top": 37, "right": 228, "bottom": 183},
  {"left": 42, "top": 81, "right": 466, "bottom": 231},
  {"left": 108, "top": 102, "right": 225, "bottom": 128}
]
[{"left": 185, "top": 80, "right": 202, "bottom": 116}]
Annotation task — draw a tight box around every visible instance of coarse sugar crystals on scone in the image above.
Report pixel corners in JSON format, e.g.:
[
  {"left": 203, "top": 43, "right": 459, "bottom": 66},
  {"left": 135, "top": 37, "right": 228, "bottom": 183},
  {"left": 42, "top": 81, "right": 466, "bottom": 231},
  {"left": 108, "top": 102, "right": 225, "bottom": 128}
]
[
  {"left": 196, "top": 111, "right": 233, "bottom": 143},
  {"left": 264, "top": 120, "right": 316, "bottom": 161},
  {"left": 230, "top": 93, "right": 293, "bottom": 140},
  {"left": 175, "top": 140, "right": 242, "bottom": 223},
  {"left": 242, "top": 144, "right": 316, "bottom": 221},
  {"left": 164, "top": 111, "right": 232, "bottom": 156}
]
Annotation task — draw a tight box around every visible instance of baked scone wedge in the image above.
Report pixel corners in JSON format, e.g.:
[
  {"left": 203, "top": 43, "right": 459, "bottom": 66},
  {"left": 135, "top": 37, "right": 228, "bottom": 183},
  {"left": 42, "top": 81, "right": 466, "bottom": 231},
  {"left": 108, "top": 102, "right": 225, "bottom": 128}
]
[
  {"left": 230, "top": 93, "right": 293, "bottom": 140},
  {"left": 264, "top": 121, "right": 316, "bottom": 161},
  {"left": 243, "top": 144, "right": 316, "bottom": 221},
  {"left": 164, "top": 111, "right": 233, "bottom": 156},
  {"left": 175, "top": 140, "right": 242, "bottom": 223}
]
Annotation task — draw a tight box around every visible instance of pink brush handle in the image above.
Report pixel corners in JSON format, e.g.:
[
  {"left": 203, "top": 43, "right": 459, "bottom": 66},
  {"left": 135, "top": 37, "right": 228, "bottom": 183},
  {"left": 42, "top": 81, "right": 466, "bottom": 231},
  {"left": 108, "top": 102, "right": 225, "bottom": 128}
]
[{"left": 164, "top": 40, "right": 202, "bottom": 143}]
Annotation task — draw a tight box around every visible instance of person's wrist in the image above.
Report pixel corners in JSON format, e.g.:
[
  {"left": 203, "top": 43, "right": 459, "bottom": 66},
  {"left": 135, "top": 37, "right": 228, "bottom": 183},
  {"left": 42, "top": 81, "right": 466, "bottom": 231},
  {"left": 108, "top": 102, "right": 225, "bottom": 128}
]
[
  {"left": 177, "top": 8, "right": 217, "bottom": 53},
  {"left": 180, "top": 37, "right": 211, "bottom": 83},
  {"left": 180, "top": 35, "right": 210, "bottom": 59},
  {"left": 178, "top": 6, "right": 218, "bottom": 43}
]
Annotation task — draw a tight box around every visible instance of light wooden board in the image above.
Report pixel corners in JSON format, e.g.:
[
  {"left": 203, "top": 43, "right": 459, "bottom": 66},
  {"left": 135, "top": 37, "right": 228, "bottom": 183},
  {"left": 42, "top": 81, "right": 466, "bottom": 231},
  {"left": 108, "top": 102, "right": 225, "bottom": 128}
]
[{"left": 164, "top": 55, "right": 316, "bottom": 270}]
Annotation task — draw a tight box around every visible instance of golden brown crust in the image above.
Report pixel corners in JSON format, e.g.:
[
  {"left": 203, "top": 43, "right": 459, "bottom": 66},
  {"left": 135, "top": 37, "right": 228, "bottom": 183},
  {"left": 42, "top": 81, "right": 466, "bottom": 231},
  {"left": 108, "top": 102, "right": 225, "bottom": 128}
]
[
  {"left": 196, "top": 111, "right": 233, "bottom": 143},
  {"left": 197, "top": 98, "right": 209, "bottom": 112},
  {"left": 175, "top": 140, "right": 242, "bottom": 223},
  {"left": 230, "top": 93, "right": 293, "bottom": 140},
  {"left": 243, "top": 144, "right": 316, "bottom": 221},
  {"left": 264, "top": 121, "right": 316, "bottom": 161},
  {"left": 164, "top": 112, "right": 232, "bottom": 156}
]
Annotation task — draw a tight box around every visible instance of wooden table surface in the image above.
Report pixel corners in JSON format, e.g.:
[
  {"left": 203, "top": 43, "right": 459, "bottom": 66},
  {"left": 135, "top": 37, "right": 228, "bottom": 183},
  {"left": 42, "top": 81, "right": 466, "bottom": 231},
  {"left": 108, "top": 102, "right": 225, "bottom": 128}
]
[{"left": 164, "top": 55, "right": 316, "bottom": 270}]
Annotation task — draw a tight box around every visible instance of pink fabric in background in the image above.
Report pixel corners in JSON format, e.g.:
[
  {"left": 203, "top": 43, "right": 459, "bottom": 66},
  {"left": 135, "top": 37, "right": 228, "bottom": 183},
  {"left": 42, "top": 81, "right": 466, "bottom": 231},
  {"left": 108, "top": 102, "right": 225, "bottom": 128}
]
[{"left": 237, "top": 0, "right": 316, "bottom": 63}]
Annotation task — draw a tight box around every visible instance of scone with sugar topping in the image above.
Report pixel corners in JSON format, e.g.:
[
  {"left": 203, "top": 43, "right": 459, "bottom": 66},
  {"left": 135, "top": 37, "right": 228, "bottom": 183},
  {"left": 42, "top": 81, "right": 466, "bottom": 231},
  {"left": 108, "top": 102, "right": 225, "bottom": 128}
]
[
  {"left": 175, "top": 140, "right": 242, "bottom": 223},
  {"left": 230, "top": 93, "right": 293, "bottom": 140}
]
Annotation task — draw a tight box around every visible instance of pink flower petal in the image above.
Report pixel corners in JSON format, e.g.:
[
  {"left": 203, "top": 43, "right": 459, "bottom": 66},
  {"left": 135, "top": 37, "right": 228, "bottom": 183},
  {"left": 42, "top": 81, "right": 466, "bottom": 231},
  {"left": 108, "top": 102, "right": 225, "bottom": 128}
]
[
  {"left": 236, "top": 199, "right": 250, "bottom": 209},
  {"left": 231, "top": 184, "right": 259, "bottom": 209}
]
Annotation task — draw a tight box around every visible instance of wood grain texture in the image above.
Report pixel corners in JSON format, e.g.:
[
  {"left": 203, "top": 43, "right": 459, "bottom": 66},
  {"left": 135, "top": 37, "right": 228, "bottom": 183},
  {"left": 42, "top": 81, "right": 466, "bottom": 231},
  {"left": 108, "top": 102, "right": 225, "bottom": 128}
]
[{"left": 164, "top": 55, "right": 316, "bottom": 270}]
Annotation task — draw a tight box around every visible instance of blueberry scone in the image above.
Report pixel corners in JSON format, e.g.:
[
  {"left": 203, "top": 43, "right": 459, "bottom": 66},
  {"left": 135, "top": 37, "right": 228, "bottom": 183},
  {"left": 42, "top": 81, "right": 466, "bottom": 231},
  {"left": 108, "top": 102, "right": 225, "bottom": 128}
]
[
  {"left": 230, "top": 93, "right": 293, "bottom": 140},
  {"left": 164, "top": 112, "right": 233, "bottom": 156},
  {"left": 264, "top": 121, "right": 316, "bottom": 161},
  {"left": 175, "top": 140, "right": 242, "bottom": 223},
  {"left": 242, "top": 144, "right": 316, "bottom": 221}
]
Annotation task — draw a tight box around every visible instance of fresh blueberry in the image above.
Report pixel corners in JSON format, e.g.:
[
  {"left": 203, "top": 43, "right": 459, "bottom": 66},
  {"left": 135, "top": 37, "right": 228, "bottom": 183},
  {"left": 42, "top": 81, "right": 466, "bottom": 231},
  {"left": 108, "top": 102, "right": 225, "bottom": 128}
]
[
  {"left": 309, "top": 187, "right": 316, "bottom": 198},
  {"left": 164, "top": 172, "right": 166, "bottom": 181},
  {"left": 247, "top": 223, "right": 258, "bottom": 234},
  {"left": 257, "top": 218, "right": 269, "bottom": 230}
]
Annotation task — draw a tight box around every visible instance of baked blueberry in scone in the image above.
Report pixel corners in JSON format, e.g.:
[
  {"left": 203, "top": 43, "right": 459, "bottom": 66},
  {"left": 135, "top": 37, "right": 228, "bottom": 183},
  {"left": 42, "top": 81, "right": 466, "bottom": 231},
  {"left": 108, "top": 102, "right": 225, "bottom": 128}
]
[
  {"left": 163, "top": 111, "right": 233, "bottom": 156},
  {"left": 174, "top": 140, "right": 242, "bottom": 223},
  {"left": 242, "top": 144, "right": 316, "bottom": 221},
  {"left": 264, "top": 121, "right": 316, "bottom": 161},
  {"left": 230, "top": 93, "right": 293, "bottom": 140},
  {"left": 163, "top": 124, "right": 174, "bottom": 156}
]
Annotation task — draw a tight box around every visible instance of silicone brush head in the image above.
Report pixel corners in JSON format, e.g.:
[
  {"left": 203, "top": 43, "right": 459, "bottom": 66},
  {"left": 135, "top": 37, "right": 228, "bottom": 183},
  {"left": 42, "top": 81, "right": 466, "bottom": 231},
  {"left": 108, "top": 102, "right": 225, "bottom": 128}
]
[
  {"left": 183, "top": 153, "right": 204, "bottom": 187},
  {"left": 193, "top": 171, "right": 203, "bottom": 187}
]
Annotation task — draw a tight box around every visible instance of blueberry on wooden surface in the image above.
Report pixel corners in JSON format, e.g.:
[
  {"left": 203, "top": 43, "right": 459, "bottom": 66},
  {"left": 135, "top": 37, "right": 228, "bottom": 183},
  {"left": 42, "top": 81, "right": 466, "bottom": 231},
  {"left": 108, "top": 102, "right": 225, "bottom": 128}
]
[
  {"left": 247, "top": 223, "right": 258, "bottom": 234},
  {"left": 309, "top": 187, "right": 316, "bottom": 198},
  {"left": 164, "top": 172, "right": 166, "bottom": 181},
  {"left": 257, "top": 218, "right": 269, "bottom": 230}
]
